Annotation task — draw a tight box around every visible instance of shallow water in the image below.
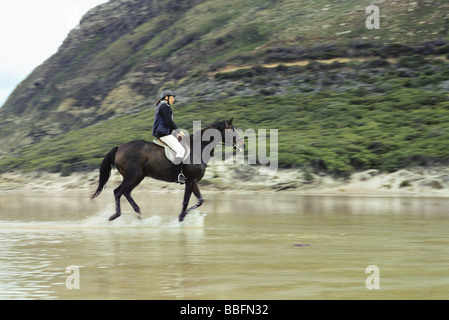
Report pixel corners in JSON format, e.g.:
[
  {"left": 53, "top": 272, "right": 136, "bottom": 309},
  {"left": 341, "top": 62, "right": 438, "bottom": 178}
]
[{"left": 0, "top": 192, "right": 448, "bottom": 299}]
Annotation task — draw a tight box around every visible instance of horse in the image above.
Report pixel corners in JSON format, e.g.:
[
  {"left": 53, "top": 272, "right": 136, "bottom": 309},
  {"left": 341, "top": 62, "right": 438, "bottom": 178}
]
[{"left": 91, "top": 118, "right": 245, "bottom": 222}]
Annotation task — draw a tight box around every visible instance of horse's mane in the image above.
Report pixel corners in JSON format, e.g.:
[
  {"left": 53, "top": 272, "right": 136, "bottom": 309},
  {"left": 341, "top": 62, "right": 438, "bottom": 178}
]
[
  {"left": 186, "top": 121, "right": 226, "bottom": 147},
  {"left": 189, "top": 120, "right": 226, "bottom": 137},
  {"left": 200, "top": 120, "right": 226, "bottom": 133}
]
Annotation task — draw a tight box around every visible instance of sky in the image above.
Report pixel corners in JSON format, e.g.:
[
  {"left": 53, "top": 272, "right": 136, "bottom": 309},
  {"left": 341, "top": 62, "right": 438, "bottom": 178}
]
[{"left": 0, "top": 0, "right": 108, "bottom": 108}]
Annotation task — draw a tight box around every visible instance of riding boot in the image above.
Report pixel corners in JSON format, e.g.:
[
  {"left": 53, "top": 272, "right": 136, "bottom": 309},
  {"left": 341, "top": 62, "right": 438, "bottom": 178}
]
[{"left": 173, "top": 158, "right": 187, "bottom": 184}]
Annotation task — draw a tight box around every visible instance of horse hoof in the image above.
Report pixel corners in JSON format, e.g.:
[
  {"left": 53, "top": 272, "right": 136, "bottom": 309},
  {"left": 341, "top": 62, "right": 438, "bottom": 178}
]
[
  {"left": 109, "top": 213, "right": 120, "bottom": 221},
  {"left": 178, "top": 215, "right": 185, "bottom": 222}
]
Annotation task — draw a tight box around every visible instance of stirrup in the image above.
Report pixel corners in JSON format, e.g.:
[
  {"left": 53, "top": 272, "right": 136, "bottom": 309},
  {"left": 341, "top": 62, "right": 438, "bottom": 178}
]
[{"left": 178, "top": 173, "right": 187, "bottom": 184}]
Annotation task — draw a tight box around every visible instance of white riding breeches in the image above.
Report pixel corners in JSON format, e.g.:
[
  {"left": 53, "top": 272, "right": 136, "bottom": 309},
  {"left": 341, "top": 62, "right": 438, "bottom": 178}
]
[{"left": 160, "top": 134, "right": 186, "bottom": 159}]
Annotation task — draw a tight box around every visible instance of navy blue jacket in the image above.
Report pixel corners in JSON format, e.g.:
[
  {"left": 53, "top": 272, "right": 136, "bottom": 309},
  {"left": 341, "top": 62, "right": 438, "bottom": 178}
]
[{"left": 152, "top": 101, "right": 178, "bottom": 138}]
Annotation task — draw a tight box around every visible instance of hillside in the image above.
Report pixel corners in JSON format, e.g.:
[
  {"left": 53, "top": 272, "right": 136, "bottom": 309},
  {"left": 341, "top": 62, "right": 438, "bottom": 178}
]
[{"left": 1, "top": 0, "right": 449, "bottom": 176}]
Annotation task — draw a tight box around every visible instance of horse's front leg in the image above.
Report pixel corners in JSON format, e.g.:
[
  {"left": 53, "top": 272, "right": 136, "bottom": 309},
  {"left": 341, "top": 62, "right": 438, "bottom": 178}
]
[
  {"left": 179, "top": 181, "right": 193, "bottom": 222},
  {"left": 187, "top": 181, "right": 204, "bottom": 212}
]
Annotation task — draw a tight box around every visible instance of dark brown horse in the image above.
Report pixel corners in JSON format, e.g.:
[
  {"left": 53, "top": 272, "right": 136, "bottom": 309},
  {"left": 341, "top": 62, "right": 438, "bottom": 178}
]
[{"left": 91, "top": 118, "right": 244, "bottom": 222}]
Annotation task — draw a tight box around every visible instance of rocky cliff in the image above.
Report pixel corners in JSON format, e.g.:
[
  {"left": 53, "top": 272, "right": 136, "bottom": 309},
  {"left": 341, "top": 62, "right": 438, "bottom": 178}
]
[
  {"left": 0, "top": 0, "right": 208, "bottom": 154},
  {"left": 1, "top": 0, "right": 449, "bottom": 174}
]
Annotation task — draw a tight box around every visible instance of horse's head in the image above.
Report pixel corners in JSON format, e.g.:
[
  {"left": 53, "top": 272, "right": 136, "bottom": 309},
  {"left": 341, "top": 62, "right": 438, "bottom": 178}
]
[{"left": 218, "top": 118, "right": 245, "bottom": 152}]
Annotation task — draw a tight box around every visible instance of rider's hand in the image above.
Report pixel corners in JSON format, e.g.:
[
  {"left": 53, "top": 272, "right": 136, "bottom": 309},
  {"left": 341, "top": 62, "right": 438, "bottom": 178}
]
[{"left": 177, "top": 131, "right": 185, "bottom": 141}]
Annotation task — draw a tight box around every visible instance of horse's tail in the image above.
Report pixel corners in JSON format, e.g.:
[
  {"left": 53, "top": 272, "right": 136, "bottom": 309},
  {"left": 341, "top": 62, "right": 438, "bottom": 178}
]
[{"left": 91, "top": 146, "right": 118, "bottom": 199}]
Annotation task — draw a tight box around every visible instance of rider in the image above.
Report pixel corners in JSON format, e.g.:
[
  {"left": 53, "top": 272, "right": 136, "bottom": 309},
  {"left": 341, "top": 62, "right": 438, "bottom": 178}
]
[{"left": 153, "top": 89, "right": 187, "bottom": 184}]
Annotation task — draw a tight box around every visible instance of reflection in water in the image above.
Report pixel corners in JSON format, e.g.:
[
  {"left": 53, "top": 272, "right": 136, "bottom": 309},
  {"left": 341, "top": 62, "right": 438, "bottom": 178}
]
[{"left": 0, "top": 193, "right": 448, "bottom": 299}]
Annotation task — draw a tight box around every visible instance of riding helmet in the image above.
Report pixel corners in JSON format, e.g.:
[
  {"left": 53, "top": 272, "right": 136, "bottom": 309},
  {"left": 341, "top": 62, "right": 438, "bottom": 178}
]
[{"left": 160, "top": 89, "right": 176, "bottom": 99}]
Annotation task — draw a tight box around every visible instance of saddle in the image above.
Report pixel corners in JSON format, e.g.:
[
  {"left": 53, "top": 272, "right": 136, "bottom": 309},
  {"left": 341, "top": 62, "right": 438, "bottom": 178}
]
[{"left": 153, "top": 139, "right": 190, "bottom": 163}]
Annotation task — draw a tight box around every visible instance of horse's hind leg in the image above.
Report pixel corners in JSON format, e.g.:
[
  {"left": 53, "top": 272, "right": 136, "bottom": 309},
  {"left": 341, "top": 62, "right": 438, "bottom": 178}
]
[
  {"left": 110, "top": 185, "right": 124, "bottom": 221},
  {"left": 109, "top": 173, "right": 143, "bottom": 221},
  {"left": 124, "top": 192, "right": 141, "bottom": 216},
  {"left": 123, "top": 176, "right": 144, "bottom": 219}
]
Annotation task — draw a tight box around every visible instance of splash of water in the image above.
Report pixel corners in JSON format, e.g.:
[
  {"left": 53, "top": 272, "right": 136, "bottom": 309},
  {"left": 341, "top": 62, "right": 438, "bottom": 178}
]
[
  {"left": 81, "top": 209, "right": 206, "bottom": 229},
  {"left": 0, "top": 209, "right": 206, "bottom": 230}
]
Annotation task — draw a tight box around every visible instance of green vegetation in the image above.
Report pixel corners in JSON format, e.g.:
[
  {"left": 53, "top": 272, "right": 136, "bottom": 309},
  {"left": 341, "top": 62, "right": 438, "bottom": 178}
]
[
  {"left": 1, "top": 0, "right": 449, "bottom": 176},
  {"left": 1, "top": 54, "right": 449, "bottom": 176}
]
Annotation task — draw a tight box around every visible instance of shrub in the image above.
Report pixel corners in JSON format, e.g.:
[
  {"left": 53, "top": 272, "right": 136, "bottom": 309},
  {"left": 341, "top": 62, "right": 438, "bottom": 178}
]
[
  {"left": 400, "top": 180, "right": 411, "bottom": 188},
  {"left": 397, "top": 54, "right": 427, "bottom": 69}
]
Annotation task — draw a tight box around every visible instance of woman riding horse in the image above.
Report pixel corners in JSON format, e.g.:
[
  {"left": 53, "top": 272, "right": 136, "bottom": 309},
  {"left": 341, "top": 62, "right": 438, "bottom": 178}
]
[
  {"left": 153, "top": 89, "right": 187, "bottom": 184},
  {"left": 91, "top": 117, "right": 245, "bottom": 222}
]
